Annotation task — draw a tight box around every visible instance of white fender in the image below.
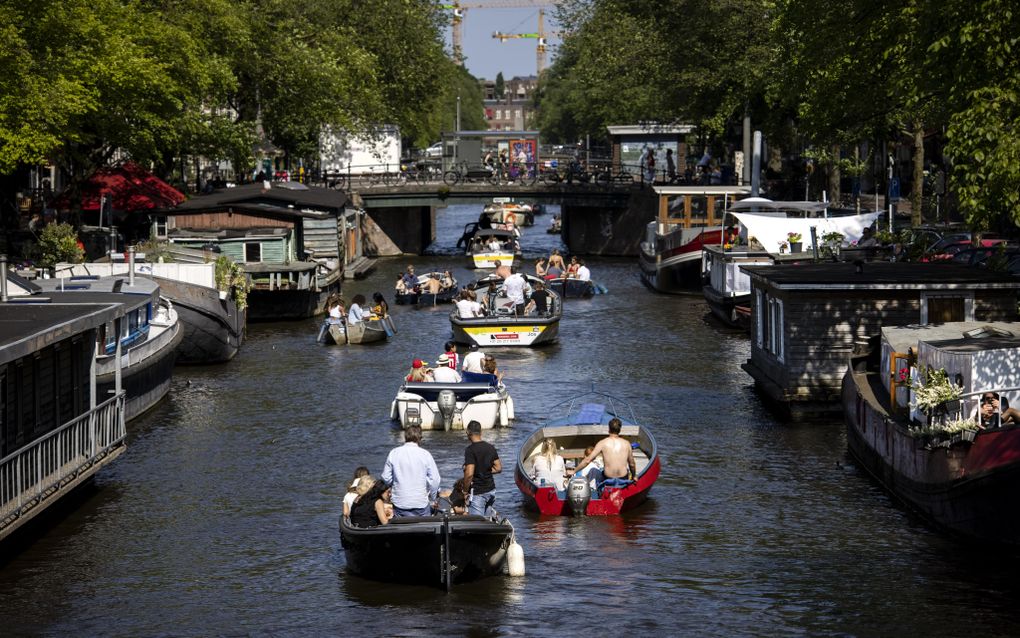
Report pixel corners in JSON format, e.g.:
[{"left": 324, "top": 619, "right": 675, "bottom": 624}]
[
  {"left": 506, "top": 540, "right": 525, "bottom": 576},
  {"left": 506, "top": 396, "right": 515, "bottom": 421},
  {"left": 499, "top": 401, "right": 508, "bottom": 427},
  {"left": 390, "top": 400, "right": 397, "bottom": 421}
]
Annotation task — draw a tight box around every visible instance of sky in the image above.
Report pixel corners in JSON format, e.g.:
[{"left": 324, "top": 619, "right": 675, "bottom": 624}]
[{"left": 445, "top": 6, "right": 563, "bottom": 80}]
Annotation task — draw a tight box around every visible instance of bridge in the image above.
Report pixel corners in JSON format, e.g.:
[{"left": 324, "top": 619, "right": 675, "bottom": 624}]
[{"left": 350, "top": 181, "right": 657, "bottom": 257}]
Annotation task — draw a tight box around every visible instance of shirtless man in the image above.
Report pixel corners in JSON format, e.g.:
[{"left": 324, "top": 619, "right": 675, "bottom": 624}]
[
  {"left": 424, "top": 274, "right": 441, "bottom": 295},
  {"left": 568, "top": 417, "right": 636, "bottom": 482}
]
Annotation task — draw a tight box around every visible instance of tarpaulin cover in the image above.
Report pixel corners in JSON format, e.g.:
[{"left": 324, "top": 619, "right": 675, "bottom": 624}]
[{"left": 730, "top": 211, "right": 883, "bottom": 253}]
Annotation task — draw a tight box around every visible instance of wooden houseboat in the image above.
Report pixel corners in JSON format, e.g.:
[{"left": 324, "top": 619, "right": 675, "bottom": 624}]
[
  {"left": 157, "top": 182, "right": 346, "bottom": 321},
  {"left": 741, "top": 262, "right": 1020, "bottom": 419},
  {"left": 0, "top": 262, "right": 130, "bottom": 542},
  {"left": 843, "top": 321, "right": 1020, "bottom": 545},
  {"left": 638, "top": 185, "right": 750, "bottom": 293}
]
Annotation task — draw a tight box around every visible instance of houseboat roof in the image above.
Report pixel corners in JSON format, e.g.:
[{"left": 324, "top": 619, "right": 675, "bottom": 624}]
[
  {"left": 743, "top": 262, "right": 1020, "bottom": 290},
  {"left": 0, "top": 302, "right": 125, "bottom": 365},
  {"left": 883, "top": 321, "right": 1020, "bottom": 355},
  {"left": 171, "top": 182, "right": 347, "bottom": 215},
  {"left": 653, "top": 185, "right": 752, "bottom": 197},
  {"left": 166, "top": 201, "right": 333, "bottom": 221}
]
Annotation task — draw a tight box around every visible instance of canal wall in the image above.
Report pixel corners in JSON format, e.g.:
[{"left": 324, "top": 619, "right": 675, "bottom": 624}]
[{"left": 562, "top": 187, "right": 656, "bottom": 256}]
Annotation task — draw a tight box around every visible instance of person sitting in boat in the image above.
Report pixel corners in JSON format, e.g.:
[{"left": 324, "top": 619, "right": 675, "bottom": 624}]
[
  {"left": 347, "top": 294, "right": 368, "bottom": 324},
  {"left": 431, "top": 354, "right": 462, "bottom": 382},
  {"left": 486, "top": 236, "right": 503, "bottom": 253},
  {"left": 456, "top": 290, "right": 483, "bottom": 318},
  {"left": 535, "top": 258, "right": 548, "bottom": 278},
  {"left": 548, "top": 249, "right": 566, "bottom": 272},
  {"left": 493, "top": 260, "right": 511, "bottom": 280},
  {"left": 576, "top": 446, "right": 604, "bottom": 490},
  {"left": 395, "top": 275, "right": 408, "bottom": 295},
  {"left": 482, "top": 355, "right": 504, "bottom": 384},
  {"left": 349, "top": 476, "right": 393, "bottom": 527},
  {"left": 531, "top": 440, "right": 567, "bottom": 490},
  {"left": 406, "top": 358, "right": 434, "bottom": 383},
  {"left": 401, "top": 266, "right": 418, "bottom": 292},
  {"left": 480, "top": 281, "right": 501, "bottom": 315},
  {"left": 441, "top": 270, "right": 455, "bottom": 290},
  {"left": 424, "top": 274, "right": 442, "bottom": 296},
  {"left": 976, "top": 392, "right": 1020, "bottom": 428},
  {"left": 525, "top": 280, "right": 551, "bottom": 316},
  {"left": 568, "top": 417, "right": 637, "bottom": 487},
  {"left": 477, "top": 211, "right": 492, "bottom": 230},
  {"left": 372, "top": 292, "right": 389, "bottom": 318},
  {"left": 564, "top": 255, "right": 580, "bottom": 278},
  {"left": 443, "top": 341, "right": 460, "bottom": 370},
  {"left": 342, "top": 466, "right": 370, "bottom": 517},
  {"left": 326, "top": 295, "right": 346, "bottom": 325},
  {"left": 462, "top": 343, "right": 485, "bottom": 374},
  {"left": 576, "top": 259, "right": 591, "bottom": 282},
  {"left": 434, "top": 478, "right": 468, "bottom": 515}
]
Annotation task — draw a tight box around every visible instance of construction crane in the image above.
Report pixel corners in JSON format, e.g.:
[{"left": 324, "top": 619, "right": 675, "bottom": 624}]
[
  {"left": 492, "top": 7, "right": 552, "bottom": 74},
  {"left": 440, "top": 1, "right": 553, "bottom": 70}
]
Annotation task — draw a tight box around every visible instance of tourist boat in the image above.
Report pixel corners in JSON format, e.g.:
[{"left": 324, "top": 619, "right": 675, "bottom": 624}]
[
  {"left": 450, "top": 274, "right": 560, "bottom": 347},
  {"left": 464, "top": 226, "right": 520, "bottom": 269},
  {"left": 544, "top": 276, "right": 596, "bottom": 299},
  {"left": 390, "top": 375, "right": 514, "bottom": 430},
  {"left": 395, "top": 271, "right": 459, "bottom": 306},
  {"left": 339, "top": 514, "right": 515, "bottom": 589},
  {"left": 318, "top": 316, "right": 393, "bottom": 345},
  {"left": 546, "top": 216, "right": 561, "bottom": 234},
  {"left": 701, "top": 200, "right": 882, "bottom": 329},
  {"left": 639, "top": 185, "right": 751, "bottom": 293},
  {"left": 514, "top": 389, "right": 660, "bottom": 516},
  {"left": 483, "top": 197, "right": 534, "bottom": 227},
  {"left": 842, "top": 320, "right": 1020, "bottom": 546},
  {"left": 31, "top": 273, "right": 183, "bottom": 422}
]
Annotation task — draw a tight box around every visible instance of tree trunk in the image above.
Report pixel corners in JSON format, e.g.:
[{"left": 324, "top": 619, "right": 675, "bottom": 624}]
[
  {"left": 828, "top": 144, "right": 841, "bottom": 205},
  {"left": 911, "top": 122, "right": 924, "bottom": 226}
]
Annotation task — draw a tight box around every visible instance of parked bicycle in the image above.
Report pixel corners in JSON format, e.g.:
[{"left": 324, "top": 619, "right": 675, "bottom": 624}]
[{"left": 443, "top": 162, "right": 501, "bottom": 186}]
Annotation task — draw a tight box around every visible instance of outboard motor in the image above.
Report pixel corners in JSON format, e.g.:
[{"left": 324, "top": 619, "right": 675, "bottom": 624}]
[
  {"left": 437, "top": 390, "right": 457, "bottom": 431},
  {"left": 566, "top": 476, "right": 591, "bottom": 516}
]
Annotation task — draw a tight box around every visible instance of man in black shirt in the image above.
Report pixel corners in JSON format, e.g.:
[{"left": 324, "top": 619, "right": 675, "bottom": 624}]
[
  {"left": 462, "top": 420, "right": 502, "bottom": 516},
  {"left": 527, "top": 280, "right": 551, "bottom": 315}
]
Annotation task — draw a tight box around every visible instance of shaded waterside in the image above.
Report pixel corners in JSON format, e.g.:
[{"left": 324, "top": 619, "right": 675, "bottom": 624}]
[{"left": 2, "top": 204, "right": 1020, "bottom": 636}]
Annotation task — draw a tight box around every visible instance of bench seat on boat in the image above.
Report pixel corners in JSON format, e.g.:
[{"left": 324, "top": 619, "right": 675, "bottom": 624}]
[{"left": 401, "top": 382, "right": 496, "bottom": 402}]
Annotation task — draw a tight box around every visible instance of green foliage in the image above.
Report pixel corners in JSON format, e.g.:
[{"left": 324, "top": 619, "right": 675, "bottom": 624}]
[
  {"left": 38, "top": 222, "right": 84, "bottom": 267},
  {"left": 214, "top": 255, "right": 251, "bottom": 310}
]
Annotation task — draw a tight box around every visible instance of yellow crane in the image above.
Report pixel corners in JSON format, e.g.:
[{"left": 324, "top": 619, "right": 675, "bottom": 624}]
[
  {"left": 440, "top": 1, "right": 554, "bottom": 72},
  {"left": 492, "top": 7, "right": 552, "bottom": 74}
]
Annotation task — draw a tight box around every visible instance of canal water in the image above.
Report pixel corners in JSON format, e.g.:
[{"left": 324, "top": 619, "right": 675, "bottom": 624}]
[{"left": 2, "top": 203, "right": 1020, "bottom": 636}]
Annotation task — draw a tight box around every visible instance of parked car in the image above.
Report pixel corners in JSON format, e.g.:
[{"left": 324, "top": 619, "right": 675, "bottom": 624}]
[
  {"left": 924, "top": 238, "right": 1006, "bottom": 262},
  {"left": 424, "top": 142, "right": 443, "bottom": 158},
  {"left": 951, "top": 245, "right": 1017, "bottom": 267}
]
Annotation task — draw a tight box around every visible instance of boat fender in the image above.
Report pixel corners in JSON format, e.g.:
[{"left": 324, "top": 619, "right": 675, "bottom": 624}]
[
  {"left": 506, "top": 535, "right": 525, "bottom": 577},
  {"left": 499, "top": 401, "right": 508, "bottom": 427}
]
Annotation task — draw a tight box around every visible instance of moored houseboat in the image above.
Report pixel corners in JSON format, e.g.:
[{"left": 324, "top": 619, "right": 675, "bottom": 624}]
[
  {"left": 155, "top": 182, "right": 348, "bottom": 321},
  {"left": 0, "top": 261, "right": 133, "bottom": 542},
  {"left": 843, "top": 321, "right": 1020, "bottom": 545},
  {"left": 638, "top": 185, "right": 751, "bottom": 293},
  {"left": 742, "top": 262, "right": 1020, "bottom": 419}
]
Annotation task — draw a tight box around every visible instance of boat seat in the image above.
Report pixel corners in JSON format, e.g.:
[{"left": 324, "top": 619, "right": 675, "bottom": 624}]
[
  {"left": 576, "top": 403, "right": 606, "bottom": 424},
  {"left": 461, "top": 371, "right": 499, "bottom": 385},
  {"left": 401, "top": 382, "right": 495, "bottom": 402},
  {"left": 388, "top": 514, "right": 490, "bottom": 524}
]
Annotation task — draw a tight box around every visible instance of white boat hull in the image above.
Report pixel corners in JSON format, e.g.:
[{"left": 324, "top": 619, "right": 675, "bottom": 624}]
[{"left": 390, "top": 388, "right": 514, "bottom": 430}]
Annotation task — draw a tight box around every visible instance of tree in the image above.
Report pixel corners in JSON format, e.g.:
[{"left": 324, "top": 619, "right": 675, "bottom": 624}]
[{"left": 495, "top": 72, "right": 505, "bottom": 100}]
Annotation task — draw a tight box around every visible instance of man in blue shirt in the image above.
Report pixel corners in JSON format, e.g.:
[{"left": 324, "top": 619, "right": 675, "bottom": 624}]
[{"left": 381, "top": 424, "right": 441, "bottom": 517}]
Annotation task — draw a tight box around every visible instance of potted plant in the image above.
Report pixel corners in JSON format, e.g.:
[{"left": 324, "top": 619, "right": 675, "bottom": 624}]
[
  {"left": 787, "top": 232, "right": 803, "bottom": 253},
  {"left": 910, "top": 366, "right": 963, "bottom": 425},
  {"left": 820, "top": 231, "right": 845, "bottom": 259}
]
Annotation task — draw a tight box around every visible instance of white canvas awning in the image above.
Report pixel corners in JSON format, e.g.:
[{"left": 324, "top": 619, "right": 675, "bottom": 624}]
[{"left": 730, "top": 211, "right": 883, "bottom": 253}]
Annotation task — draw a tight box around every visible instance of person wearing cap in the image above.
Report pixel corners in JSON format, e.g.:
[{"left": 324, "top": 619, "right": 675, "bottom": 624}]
[
  {"left": 432, "top": 354, "right": 462, "bottom": 382},
  {"left": 462, "top": 343, "right": 485, "bottom": 373},
  {"left": 462, "top": 420, "right": 501, "bottom": 517},
  {"left": 406, "top": 358, "right": 433, "bottom": 382}
]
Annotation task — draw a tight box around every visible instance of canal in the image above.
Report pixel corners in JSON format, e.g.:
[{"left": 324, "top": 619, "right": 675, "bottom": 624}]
[{"left": 2, "top": 203, "right": 1020, "bottom": 636}]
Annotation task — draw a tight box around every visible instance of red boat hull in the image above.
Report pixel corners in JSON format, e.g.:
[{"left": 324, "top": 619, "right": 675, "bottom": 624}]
[{"left": 515, "top": 457, "right": 661, "bottom": 516}]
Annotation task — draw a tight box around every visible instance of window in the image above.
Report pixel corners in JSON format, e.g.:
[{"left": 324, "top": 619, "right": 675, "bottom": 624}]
[
  {"left": 245, "top": 242, "right": 262, "bottom": 262},
  {"left": 755, "top": 289, "right": 784, "bottom": 361},
  {"left": 921, "top": 293, "right": 972, "bottom": 324},
  {"left": 515, "top": 109, "right": 522, "bottom": 118},
  {"left": 495, "top": 109, "right": 502, "bottom": 120},
  {"left": 153, "top": 215, "right": 168, "bottom": 238}
]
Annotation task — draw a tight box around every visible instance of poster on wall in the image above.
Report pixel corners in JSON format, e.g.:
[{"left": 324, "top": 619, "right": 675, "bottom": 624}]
[{"left": 509, "top": 139, "right": 539, "bottom": 178}]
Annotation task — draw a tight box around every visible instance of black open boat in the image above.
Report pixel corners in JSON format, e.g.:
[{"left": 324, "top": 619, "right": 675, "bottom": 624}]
[{"left": 339, "top": 514, "right": 515, "bottom": 590}]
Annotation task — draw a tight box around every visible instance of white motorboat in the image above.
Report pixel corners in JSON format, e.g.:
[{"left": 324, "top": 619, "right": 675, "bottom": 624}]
[{"left": 390, "top": 376, "right": 515, "bottom": 430}]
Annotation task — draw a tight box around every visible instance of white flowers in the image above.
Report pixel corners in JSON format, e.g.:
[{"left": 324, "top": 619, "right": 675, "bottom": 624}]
[{"left": 909, "top": 367, "right": 962, "bottom": 416}]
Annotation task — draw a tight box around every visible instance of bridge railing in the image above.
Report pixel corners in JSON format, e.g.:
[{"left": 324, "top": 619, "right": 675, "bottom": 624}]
[{"left": 0, "top": 392, "right": 127, "bottom": 536}]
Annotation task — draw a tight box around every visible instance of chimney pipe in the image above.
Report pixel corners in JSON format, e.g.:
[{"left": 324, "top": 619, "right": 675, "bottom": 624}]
[
  {"left": 128, "top": 245, "right": 136, "bottom": 286},
  {"left": 1, "top": 255, "right": 8, "bottom": 302}
]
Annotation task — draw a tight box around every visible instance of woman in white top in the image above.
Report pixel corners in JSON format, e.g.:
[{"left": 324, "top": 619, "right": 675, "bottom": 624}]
[
  {"left": 531, "top": 440, "right": 566, "bottom": 490},
  {"left": 348, "top": 294, "right": 370, "bottom": 324},
  {"left": 327, "top": 295, "right": 345, "bottom": 324}
]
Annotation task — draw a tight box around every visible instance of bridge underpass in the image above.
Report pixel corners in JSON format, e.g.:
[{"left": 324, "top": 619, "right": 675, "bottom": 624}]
[{"left": 354, "top": 183, "right": 657, "bottom": 257}]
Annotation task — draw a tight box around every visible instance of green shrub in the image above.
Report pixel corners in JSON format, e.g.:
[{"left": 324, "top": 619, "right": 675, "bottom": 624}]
[{"left": 38, "top": 223, "right": 84, "bottom": 267}]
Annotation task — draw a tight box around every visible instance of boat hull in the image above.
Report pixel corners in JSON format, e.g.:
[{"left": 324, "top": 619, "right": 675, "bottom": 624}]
[
  {"left": 97, "top": 320, "right": 183, "bottom": 422},
  {"left": 545, "top": 277, "right": 595, "bottom": 299},
  {"left": 843, "top": 358, "right": 1020, "bottom": 545},
  {"left": 247, "top": 286, "right": 337, "bottom": 321},
  {"left": 702, "top": 285, "right": 750, "bottom": 329},
  {"left": 451, "top": 318, "right": 559, "bottom": 347},
  {"left": 321, "top": 319, "right": 391, "bottom": 345},
  {"left": 339, "top": 515, "right": 512, "bottom": 588},
  {"left": 639, "top": 228, "right": 721, "bottom": 293},
  {"left": 468, "top": 251, "right": 517, "bottom": 270},
  {"left": 153, "top": 276, "right": 246, "bottom": 364},
  {"left": 391, "top": 384, "right": 514, "bottom": 430}
]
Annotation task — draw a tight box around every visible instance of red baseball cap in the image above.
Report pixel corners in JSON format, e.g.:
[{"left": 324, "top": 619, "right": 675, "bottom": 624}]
[{"left": 412, "top": 358, "right": 425, "bottom": 368}]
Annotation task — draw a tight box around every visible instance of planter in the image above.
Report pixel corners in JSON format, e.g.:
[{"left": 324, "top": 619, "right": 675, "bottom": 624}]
[
  {"left": 218, "top": 290, "right": 229, "bottom": 300},
  {"left": 790, "top": 242, "right": 803, "bottom": 253},
  {"left": 961, "top": 429, "right": 977, "bottom": 443}
]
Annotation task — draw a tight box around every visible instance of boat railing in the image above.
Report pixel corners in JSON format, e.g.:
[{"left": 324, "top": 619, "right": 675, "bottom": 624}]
[
  {"left": 0, "top": 392, "right": 126, "bottom": 539},
  {"left": 550, "top": 384, "right": 638, "bottom": 426}
]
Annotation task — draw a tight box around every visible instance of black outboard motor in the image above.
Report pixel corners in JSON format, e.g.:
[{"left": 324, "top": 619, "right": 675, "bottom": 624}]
[{"left": 566, "top": 476, "right": 591, "bottom": 516}]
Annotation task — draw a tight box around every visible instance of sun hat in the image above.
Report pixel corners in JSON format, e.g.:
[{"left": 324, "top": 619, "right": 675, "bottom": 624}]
[{"left": 437, "top": 353, "right": 450, "bottom": 365}]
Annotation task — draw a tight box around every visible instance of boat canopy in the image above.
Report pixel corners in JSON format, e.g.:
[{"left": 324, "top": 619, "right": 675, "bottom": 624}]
[
  {"left": 730, "top": 211, "right": 883, "bottom": 253},
  {"left": 727, "top": 198, "right": 830, "bottom": 213}
]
